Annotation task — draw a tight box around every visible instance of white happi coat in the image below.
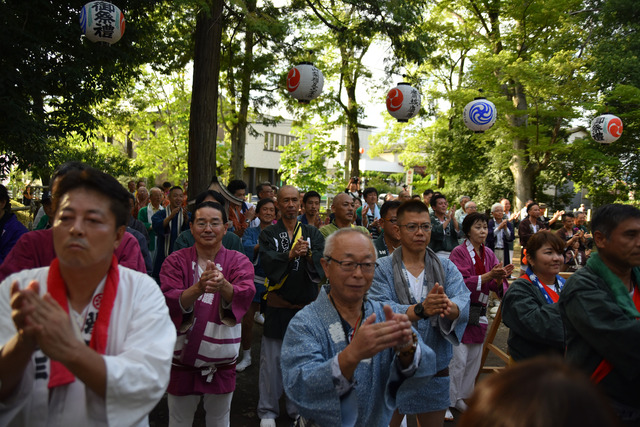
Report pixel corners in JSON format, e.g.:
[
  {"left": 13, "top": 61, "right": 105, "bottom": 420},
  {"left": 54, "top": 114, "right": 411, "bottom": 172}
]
[{"left": 0, "top": 266, "right": 176, "bottom": 426}]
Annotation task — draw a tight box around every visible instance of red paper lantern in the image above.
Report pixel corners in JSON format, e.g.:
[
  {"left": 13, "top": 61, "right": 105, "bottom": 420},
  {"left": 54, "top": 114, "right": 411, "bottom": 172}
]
[
  {"left": 386, "top": 83, "right": 421, "bottom": 122},
  {"left": 287, "top": 62, "right": 324, "bottom": 104},
  {"left": 591, "top": 114, "right": 623, "bottom": 144}
]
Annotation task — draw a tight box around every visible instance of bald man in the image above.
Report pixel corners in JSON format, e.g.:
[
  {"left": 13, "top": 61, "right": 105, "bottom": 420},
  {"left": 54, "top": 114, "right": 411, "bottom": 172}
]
[
  {"left": 257, "top": 185, "right": 326, "bottom": 426},
  {"left": 320, "top": 193, "right": 369, "bottom": 239}
]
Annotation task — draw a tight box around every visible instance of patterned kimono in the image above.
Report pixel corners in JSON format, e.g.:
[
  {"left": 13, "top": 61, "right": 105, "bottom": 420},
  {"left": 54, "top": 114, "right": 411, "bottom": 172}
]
[
  {"left": 282, "top": 287, "right": 437, "bottom": 427},
  {"left": 160, "top": 246, "right": 255, "bottom": 395}
]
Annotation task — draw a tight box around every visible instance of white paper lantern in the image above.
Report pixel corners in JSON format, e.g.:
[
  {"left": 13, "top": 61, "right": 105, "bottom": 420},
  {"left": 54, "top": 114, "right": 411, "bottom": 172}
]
[
  {"left": 386, "top": 83, "right": 421, "bottom": 122},
  {"left": 591, "top": 114, "right": 623, "bottom": 144},
  {"left": 286, "top": 63, "right": 324, "bottom": 104},
  {"left": 463, "top": 98, "right": 497, "bottom": 133},
  {"left": 80, "top": 1, "right": 125, "bottom": 45}
]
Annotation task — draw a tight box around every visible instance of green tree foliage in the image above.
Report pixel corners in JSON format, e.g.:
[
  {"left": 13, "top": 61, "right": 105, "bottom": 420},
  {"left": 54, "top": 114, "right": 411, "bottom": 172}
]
[
  {"left": 285, "top": 0, "right": 434, "bottom": 179},
  {"left": 219, "top": 0, "right": 293, "bottom": 180},
  {"left": 371, "top": 0, "right": 602, "bottom": 210},
  {"left": 279, "top": 121, "right": 343, "bottom": 194},
  {"left": 0, "top": 0, "right": 185, "bottom": 179}
]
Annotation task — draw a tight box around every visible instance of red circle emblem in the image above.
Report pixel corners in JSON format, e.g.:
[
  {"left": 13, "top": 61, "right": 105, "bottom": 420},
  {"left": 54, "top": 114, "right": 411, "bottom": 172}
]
[
  {"left": 120, "top": 12, "right": 126, "bottom": 36},
  {"left": 386, "top": 88, "right": 403, "bottom": 112},
  {"left": 608, "top": 117, "right": 623, "bottom": 138},
  {"left": 287, "top": 68, "right": 301, "bottom": 92},
  {"left": 92, "top": 293, "right": 103, "bottom": 309}
]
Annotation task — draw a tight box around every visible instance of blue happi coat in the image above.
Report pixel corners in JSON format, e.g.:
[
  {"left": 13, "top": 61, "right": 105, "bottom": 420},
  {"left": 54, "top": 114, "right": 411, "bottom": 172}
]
[
  {"left": 281, "top": 287, "right": 436, "bottom": 427},
  {"left": 369, "top": 255, "right": 470, "bottom": 413}
]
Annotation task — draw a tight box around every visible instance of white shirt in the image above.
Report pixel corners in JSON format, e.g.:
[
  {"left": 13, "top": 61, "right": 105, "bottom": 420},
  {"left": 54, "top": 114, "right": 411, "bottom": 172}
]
[{"left": 0, "top": 266, "right": 176, "bottom": 427}]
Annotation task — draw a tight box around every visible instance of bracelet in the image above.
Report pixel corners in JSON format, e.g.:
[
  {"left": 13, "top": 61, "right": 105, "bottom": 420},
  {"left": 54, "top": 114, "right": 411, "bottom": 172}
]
[{"left": 396, "top": 332, "right": 418, "bottom": 358}]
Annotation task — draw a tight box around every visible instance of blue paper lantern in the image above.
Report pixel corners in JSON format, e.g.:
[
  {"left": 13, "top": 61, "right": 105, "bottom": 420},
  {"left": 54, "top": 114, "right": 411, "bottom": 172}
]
[{"left": 463, "top": 98, "right": 497, "bottom": 133}]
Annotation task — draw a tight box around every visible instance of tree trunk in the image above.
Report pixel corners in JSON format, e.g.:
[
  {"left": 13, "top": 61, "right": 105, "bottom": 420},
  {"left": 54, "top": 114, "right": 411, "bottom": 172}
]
[
  {"left": 345, "top": 83, "right": 360, "bottom": 178},
  {"left": 230, "top": 0, "right": 255, "bottom": 181},
  {"left": 507, "top": 83, "right": 538, "bottom": 211},
  {"left": 188, "top": 0, "right": 224, "bottom": 199}
]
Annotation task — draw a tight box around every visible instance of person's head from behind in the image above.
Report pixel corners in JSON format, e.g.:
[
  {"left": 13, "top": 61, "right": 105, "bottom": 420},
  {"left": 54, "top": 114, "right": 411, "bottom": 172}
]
[
  {"left": 52, "top": 169, "right": 130, "bottom": 269},
  {"left": 591, "top": 204, "right": 640, "bottom": 271},
  {"left": 303, "top": 191, "right": 321, "bottom": 217},
  {"left": 396, "top": 200, "right": 431, "bottom": 252},
  {"left": 524, "top": 231, "right": 564, "bottom": 278},
  {"left": 459, "top": 357, "right": 619, "bottom": 427}
]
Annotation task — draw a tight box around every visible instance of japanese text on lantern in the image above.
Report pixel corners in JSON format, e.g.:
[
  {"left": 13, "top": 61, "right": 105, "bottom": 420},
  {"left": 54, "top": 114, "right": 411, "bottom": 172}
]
[{"left": 92, "top": 2, "right": 116, "bottom": 39}]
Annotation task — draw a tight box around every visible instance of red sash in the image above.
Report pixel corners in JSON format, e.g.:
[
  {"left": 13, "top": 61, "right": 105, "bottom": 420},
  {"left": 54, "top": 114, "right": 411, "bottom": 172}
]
[
  {"left": 591, "top": 284, "right": 640, "bottom": 384},
  {"left": 540, "top": 282, "right": 559, "bottom": 303},
  {"left": 47, "top": 255, "right": 119, "bottom": 389}
]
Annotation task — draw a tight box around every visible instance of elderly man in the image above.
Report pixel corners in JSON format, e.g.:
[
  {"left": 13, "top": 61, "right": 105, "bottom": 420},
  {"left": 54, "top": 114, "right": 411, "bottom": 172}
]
[
  {"left": 454, "top": 196, "right": 470, "bottom": 224},
  {"left": 559, "top": 204, "right": 640, "bottom": 425},
  {"left": 486, "top": 202, "right": 515, "bottom": 265},
  {"left": 152, "top": 185, "right": 190, "bottom": 278},
  {"left": 0, "top": 168, "right": 175, "bottom": 425},
  {"left": 138, "top": 187, "right": 165, "bottom": 260},
  {"left": 398, "top": 189, "right": 411, "bottom": 203},
  {"left": 160, "top": 201, "right": 255, "bottom": 426},
  {"left": 257, "top": 185, "right": 325, "bottom": 427},
  {"left": 370, "top": 200, "right": 470, "bottom": 427},
  {"left": 375, "top": 200, "right": 402, "bottom": 258},
  {"left": 282, "top": 229, "right": 437, "bottom": 426},
  {"left": 429, "top": 194, "right": 461, "bottom": 259},
  {"left": 320, "top": 193, "right": 369, "bottom": 238}
]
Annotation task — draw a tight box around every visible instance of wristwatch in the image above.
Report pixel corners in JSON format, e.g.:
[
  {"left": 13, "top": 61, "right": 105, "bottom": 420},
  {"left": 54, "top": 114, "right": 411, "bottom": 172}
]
[{"left": 414, "top": 303, "right": 428, "bottom": 319}]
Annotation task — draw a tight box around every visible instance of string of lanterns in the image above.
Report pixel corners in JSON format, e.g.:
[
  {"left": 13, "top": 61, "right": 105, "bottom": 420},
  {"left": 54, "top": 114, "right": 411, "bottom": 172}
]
[{"left": 77, "top": 4, "right": 624, "bottom": 145}]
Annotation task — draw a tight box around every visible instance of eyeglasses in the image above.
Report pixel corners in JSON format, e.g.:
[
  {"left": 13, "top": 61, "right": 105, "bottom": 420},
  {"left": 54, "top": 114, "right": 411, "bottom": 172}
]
[
  {"left": 383, "top": 217, "right": 397, "bottom": 224},
  {"left": 194, "top": 221, "right": 224, "bottom": 230},
  {"left": 399, "top": 223, "right": 432, "bottom": 233},
  {"left": 325, "top": 256, "right": 376, "bottom": 273}
]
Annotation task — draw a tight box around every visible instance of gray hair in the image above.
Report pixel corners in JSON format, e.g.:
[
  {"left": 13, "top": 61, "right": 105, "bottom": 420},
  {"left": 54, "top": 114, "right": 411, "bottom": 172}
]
[
  {"left": 459, "top": 195, "right": 470, "bottom": 203},
  {"left": 323, "top": 228, "right": 376, "bottom": 259},
  {"left": 491, "top": 203, "right": 503, "bottom": 213},
  {"left": 465, "top": 201, "right": 476, "bottom": 209}
]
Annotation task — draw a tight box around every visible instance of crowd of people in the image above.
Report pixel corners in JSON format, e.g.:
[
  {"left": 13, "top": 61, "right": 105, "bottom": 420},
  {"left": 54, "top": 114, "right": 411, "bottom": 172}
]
[{"left": 0, "top": 165, "right": 638, "bottom": 427}]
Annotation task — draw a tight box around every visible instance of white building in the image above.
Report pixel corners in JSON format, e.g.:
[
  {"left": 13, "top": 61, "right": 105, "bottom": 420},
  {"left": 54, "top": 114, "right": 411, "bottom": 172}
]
[{"left": 241, "top": 118, "right": 404, "bottom": 192}]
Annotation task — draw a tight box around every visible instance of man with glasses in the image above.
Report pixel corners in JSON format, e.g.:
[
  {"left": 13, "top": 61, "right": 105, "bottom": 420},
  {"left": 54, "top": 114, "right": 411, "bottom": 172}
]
[
  {"left": 320, "top": 193, "right": 369, "bottom": 238},
  {"left": 257, "top": 185, "right": 325, "bottom": 427},
  {"left": 370, "top": 200, "right": 470, "bottom": 427},
  {"left": 281, "top": 228, "right": 436, "bottom": 426},
  {"left": 375, "top": 200, "right": 402, "bottom": 258},
  {"left": 160, "top": 201, "right": 256, "bottom": 426}
]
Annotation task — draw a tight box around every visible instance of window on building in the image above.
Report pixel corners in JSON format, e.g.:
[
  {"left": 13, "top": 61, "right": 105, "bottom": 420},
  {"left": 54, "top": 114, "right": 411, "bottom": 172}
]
[{"left": 264, "top": 132, "right": 296, "bottom": 151}]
